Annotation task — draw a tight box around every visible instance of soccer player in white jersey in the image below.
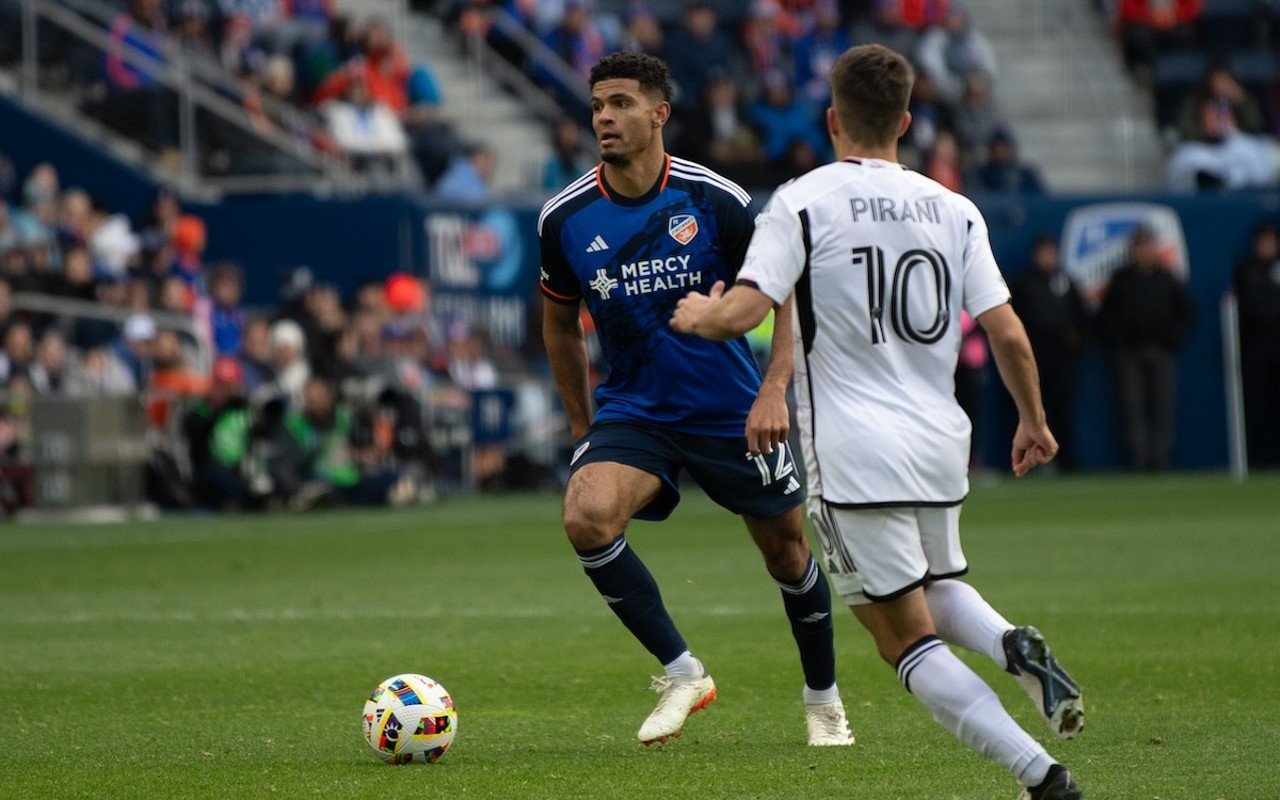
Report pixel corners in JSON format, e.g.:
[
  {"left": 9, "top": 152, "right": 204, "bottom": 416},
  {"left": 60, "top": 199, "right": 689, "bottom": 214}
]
[{"left": 671, "top": 45, "right": 1084, "bottom": 800}]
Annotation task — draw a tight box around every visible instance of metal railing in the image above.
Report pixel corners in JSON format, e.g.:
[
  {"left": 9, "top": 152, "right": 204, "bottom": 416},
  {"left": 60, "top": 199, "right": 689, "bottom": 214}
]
[
  {"left": 11, "top": 291, "right": 213, "bottom": 374},
  {"left": 2, "top": 0, "right": 417, "bottom": 196}
]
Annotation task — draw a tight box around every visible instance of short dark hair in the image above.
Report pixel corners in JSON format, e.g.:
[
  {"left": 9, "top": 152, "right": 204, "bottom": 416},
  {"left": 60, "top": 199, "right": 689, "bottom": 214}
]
[
  {"left": 589, "top": 52, "right": 673, "bottom": 102},
  {"left": 829, "top": 44, "right": 914, "bottom": 147}
]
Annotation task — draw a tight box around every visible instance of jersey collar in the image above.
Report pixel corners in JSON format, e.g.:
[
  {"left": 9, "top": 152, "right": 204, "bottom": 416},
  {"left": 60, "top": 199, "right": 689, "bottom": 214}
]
[
  {"left": 843, "top": 157, "right": 908, "bottom": 170},
  {"left": 596, "top": 154, "right": 671, "bottom": 207}
]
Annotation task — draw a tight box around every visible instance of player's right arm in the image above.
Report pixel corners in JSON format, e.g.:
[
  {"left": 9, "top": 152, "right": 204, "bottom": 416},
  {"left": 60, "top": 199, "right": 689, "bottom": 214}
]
[
  {"left": 542, "top": 299, "right": 593, "bottom": 441},
  {"left": 538, "top": 210, "right": 593, "bottom": 441}
]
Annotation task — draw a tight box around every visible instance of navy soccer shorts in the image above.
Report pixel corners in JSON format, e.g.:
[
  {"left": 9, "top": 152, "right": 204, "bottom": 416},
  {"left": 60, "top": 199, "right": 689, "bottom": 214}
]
[{"left": 568, "top": 419, "right": 806, "bottom": 522}]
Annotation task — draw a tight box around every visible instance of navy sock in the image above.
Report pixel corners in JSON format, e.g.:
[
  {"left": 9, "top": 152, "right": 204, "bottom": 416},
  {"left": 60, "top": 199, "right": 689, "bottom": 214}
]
[
  {"left": 577, "top": 534, "right": 687, "bottom": 665},
  {"left": 777, "top": 555, "right": 837, "bottom": 692}
]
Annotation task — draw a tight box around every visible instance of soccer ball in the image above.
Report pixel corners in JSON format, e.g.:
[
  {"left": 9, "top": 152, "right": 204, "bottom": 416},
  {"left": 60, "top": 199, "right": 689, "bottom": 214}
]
[{"left": 362, "top": 674, "right": 458, "bottom": 764}]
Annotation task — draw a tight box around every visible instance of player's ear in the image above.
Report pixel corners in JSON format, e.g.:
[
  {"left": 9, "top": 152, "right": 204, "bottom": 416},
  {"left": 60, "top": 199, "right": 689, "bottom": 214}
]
[
  {"left": 653, "top": 100, "right": 671, "bottom": 128},
  {"left": 897, "top": 111, "right": 912, "bottom": 139},
  {"left": 826, "top": 106, "right": 840, "bottom": 140}
]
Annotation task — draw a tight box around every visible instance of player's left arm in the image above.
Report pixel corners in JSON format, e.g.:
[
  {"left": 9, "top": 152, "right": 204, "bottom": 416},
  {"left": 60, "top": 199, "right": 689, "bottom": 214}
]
[
  {"left": 745, "top": 294, "right": 794, "bottom": 455},
  {"left": 979, "top": 303, "right": 1058, "bottom": 478}
]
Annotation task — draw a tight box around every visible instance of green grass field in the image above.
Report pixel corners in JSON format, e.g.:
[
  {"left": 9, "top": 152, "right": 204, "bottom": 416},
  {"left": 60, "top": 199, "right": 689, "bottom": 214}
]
[{"left": 2, "top": 473, "right": 1278, "bottom": 799}]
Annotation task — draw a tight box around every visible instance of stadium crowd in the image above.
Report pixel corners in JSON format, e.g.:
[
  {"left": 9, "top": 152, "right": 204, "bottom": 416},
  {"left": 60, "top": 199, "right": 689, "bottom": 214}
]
[
  {"left": 0, "top": 153, "right": 532, "bottom": 514},
  {"left": 1110, "top": 0, "right": 1280, "bottom": 190},
  {"left": 449, "top": 0, "right": 1048, "bottom": 194}
]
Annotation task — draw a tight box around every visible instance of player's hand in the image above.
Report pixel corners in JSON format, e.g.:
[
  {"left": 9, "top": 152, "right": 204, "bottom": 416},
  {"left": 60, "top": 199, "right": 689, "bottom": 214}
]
[
  {"left": 669, "top": 281, "right": 725, "bottom": 334},
  {"left": 1011, "top": 420, "right": 1059, "bottom": 478},
  {"left": 746, "top": 382, "right": 789, "bottom": 456}
]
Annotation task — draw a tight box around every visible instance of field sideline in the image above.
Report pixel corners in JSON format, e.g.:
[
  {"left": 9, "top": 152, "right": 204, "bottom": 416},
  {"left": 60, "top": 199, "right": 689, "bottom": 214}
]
[{"left": 1, "top": 473, "right": 1277, "bottom": 799}]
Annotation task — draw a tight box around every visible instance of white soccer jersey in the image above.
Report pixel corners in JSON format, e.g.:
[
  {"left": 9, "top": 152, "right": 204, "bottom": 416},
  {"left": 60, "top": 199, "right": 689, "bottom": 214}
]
[{"left": 737, "top": 158, "right": 1011, "bottom": 506}]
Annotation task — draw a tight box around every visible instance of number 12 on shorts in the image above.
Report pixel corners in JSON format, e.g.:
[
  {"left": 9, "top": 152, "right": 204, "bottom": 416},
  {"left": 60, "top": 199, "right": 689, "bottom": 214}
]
[{"left": 749, "top": 444, "right": 795, "bottom": 487}]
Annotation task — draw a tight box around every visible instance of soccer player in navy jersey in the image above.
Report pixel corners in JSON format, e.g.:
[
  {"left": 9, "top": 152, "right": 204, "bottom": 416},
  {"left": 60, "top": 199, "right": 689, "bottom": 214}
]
[{"left": 538, "top": 52, "right": 853, "bottom": 747}]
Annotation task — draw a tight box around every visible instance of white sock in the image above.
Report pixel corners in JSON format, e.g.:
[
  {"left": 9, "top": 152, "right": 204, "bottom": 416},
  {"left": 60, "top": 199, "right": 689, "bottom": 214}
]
[
  {"left": 897, "top": 636, "right": 1055, "bottom": 787},
  {"left": 925, "top": 579, "right": 1015, "bottom": 669},
  {"left": 803, "top": 683, "right": 841, "bottom": 705},
  {"left": 662, "top": 651, "right": 702, "bottom": 679}
]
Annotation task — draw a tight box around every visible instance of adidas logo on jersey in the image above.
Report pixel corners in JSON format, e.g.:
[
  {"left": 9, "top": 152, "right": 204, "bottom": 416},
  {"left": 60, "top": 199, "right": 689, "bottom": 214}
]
[
  {"left": 585, "top": 235, "right": 609, "bottom": 253},
  {"left": 784, "top": 476, "right": 801, "bottom": 495}
]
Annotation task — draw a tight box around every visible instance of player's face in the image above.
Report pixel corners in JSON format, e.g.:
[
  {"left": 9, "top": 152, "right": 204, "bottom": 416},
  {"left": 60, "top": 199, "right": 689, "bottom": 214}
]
[{"left": 590, "top": 79, "right": 667, "bottom": 165}]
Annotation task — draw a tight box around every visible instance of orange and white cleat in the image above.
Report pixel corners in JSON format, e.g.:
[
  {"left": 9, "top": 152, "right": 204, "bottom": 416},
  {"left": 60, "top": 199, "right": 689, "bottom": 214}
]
[{"left": 637, "top": 669, "right": 717, "bottom": 744}]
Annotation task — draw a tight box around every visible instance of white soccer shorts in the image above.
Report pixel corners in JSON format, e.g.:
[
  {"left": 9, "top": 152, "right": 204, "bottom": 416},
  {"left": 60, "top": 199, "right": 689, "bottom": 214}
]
[{"left": 807, "top": 498, "right": 968, "bottom": 605}]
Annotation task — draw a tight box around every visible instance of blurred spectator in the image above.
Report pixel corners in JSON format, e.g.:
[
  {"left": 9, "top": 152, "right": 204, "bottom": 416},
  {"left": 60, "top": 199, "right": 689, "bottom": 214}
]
[
  {"left": 1177, "top": 65, "right": 1264, "bottom": 142},
  {"left": 268, "top": 318, "right": 310, "bottom": 407},
  {"left": 157, "top": 275, "right": 193, "bottom": 315},
  {"left": 209, "top": 262, "right": 247, "bottom": 355},
  {"left": 619, "top": 2, "right": 663, "bottom": 56},
  {"left": 172, "top": 0, "right": 216, "bottom": 59},
  {"left": 29, "top": 330, "right": 72, "bottom": 395},
  {"left": 971, "top": 128, "right": 1044, "bottom": 194},
  {"left": 901, "top": 72, "right": 952, "bottom": 166},
  {"left": 287, "top": 375, "right": 400, "bottom": 505},
  {"left": 850, "top": 1, "right": 918, "bottom": 58},
  {"left": 677, "top": 73, "right": 763, "bottom": 185},
  {"left": 404, "top": 63, "right": 462, "bottom": 185},
  {"left": 899, "top": 0, "right": 950, "bottom": 29},
  {"left": 954, "top": 310, "right": 988, "bottom": 469},
  {"left": 1114, "top": 0, "right": 1202, "bottom": 77},
  {"left": 1, "top": 244, "right": 35, "bottom": 293},
  {"left": 917, "top": 3, "right": 997, "bottom": 106},
  {"left": 54, "top": 247, "right": 97, "bottom": 301},
  {"left": 434, "top": 143, "right": 495, "bottom": 202},
  {"left": 541, "top": 117, "right": 594, "bottom": 192},
  {"left": 323, "top": 76, "right": 409, "bottom": 170},
  {"left": 313, "top": 17, "right": 411, "bottom": 111},
  {"left": 923, "top": 129, "right": 964, "bottom": 191},
  {"left": 134, "top": 186, "right": 181, "bottom": 267},
  {"left": 664, "top": 1, "right": 738, "bottom": 111},
  {"left": 240, "top": 316, "right": 276, "bottom": 391},
  {"left": 742, "top": 0, "right": 794, "bottom": 80},
  {"left": 953, "top": 73, "right": 1001, "bottom": 157},
  {"left": 1098, "top": 226, "right": 1195, "bottom": 471},
  {"left": 169, "top": 213, "right": 206, "bottom": 286},
  {"left": 749, "top": 70, "right": 829, "bottom": 169},
  {"left": 183, "top": 355, "right": 252, "bottom": 509},
  {"left": 1009, "top": 236, "right": 1086, "bottom": 469},
  {"left": 113, "top": 312, "right": 157, "bottom": 390},
  {"left": 793, "top": 0, "right": 849, "bottom": 106},
  {"left": 21, "top": 164, "right": 60, "bottom": 242},
  {"left": 64, "top": 346, "right": 137, "bottom": 397},
  {"left": 300, "top": 15, "right": 360, "bottom": 95},
  {"left": 543, "top": 0, "right": 605, "bottom": 81},
  {"left": 151, "top": 328, "right": 207, "bottom": 395},
  {"left": 0, "top": 321, "right": 34, "bottom": 387},
  {"left": 1233, "top": 222, "right": 1280, "bottom": 468},
  {"left": 104, "top": 0, "right": 177, "bottom": 151}
]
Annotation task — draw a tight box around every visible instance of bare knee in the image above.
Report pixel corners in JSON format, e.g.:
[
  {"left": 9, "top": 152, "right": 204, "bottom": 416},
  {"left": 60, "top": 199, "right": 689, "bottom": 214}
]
[
  {"left": 563, "top": 498, "right": 625, "bottom": 550},
  {"left": 746, "top": 510, "right": 811, "bottom": 582}
]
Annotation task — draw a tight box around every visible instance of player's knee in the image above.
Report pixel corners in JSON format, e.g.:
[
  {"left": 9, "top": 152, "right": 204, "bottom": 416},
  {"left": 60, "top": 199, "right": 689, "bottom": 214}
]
[
  {"left": 761, "top": 539, "right": 810, "bottom": 583},
  {"left": 562, "top": 501, "right": 622, "bottom": 550}
]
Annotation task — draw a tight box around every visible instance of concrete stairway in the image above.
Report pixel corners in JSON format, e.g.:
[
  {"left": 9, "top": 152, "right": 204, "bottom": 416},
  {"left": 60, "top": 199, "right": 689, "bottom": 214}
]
[
  {"left": 401, "top": 13, "right": 552, "bottom": 196},
  {"left": 963, "top": 0, "right": 1165, "bottom": 191}
]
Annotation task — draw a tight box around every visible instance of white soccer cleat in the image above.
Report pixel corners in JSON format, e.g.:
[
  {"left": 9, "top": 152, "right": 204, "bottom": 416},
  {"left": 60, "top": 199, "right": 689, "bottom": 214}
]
[
  {"left": 805, "top": 699, "right": 855, "bottom": 746},
  {"left": 637, "top": 671, "right": 717, "bottom": 744}
]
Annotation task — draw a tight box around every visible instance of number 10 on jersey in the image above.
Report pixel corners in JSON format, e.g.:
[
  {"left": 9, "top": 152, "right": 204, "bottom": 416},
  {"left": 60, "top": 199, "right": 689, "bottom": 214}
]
[{"left": 854, "top": 246, "right": 952, "bottom": 346}]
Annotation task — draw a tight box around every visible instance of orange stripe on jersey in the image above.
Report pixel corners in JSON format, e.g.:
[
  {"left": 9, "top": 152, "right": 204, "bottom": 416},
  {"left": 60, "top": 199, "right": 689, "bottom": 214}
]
[
  {"left": 595, "top": 164, "right": 610, "bottom": 201},
  {"left": 540, "top": 283, "right": 581, "bottom": 302}
]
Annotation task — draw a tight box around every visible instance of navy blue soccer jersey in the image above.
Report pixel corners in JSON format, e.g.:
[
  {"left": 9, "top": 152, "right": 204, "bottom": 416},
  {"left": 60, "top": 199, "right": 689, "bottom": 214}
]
[{"left": 538, "top": 155, "right": 763, "bottom": 436}]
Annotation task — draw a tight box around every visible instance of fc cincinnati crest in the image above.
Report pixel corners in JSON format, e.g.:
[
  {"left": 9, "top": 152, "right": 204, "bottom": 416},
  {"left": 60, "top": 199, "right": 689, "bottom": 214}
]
[{"left": 668, "top": 214, "right": 698, "bottom": 246}]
